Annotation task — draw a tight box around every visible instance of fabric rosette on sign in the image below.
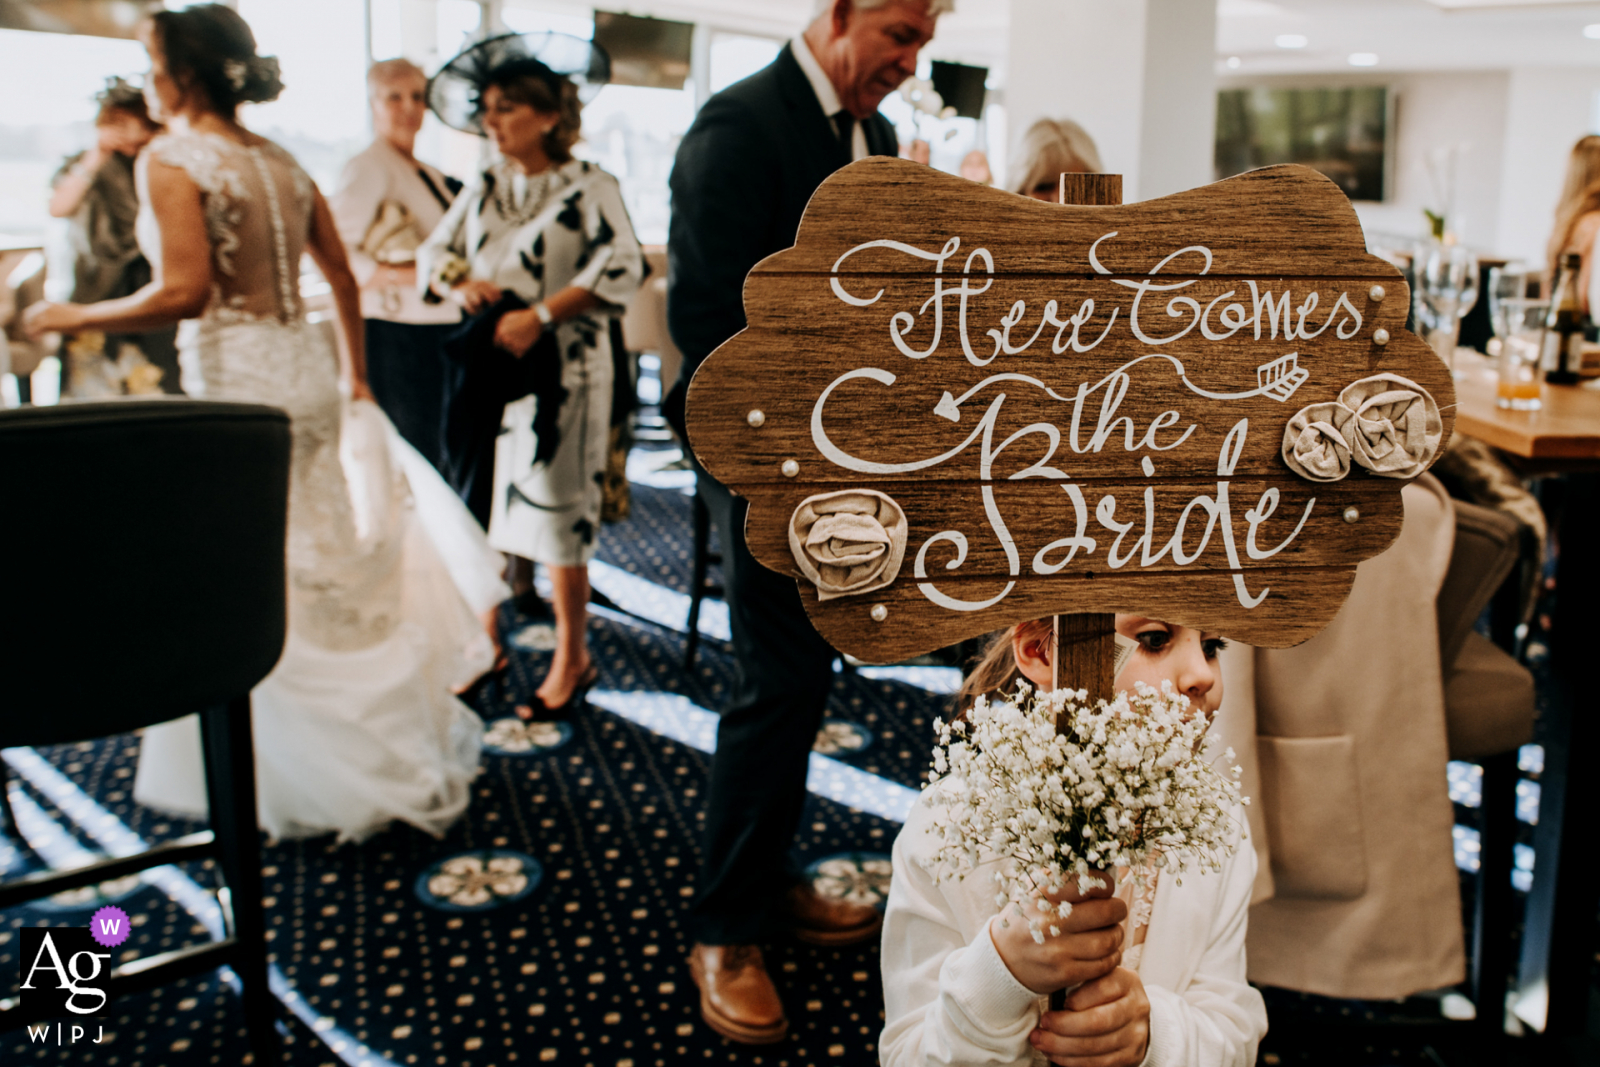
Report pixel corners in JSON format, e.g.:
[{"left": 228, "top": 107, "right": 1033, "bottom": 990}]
[
  {"left": 1281, "top": 402, "right": 1355, "bottom": 482},
  {"left": 787, "top": 489, "right": 908, "bottom": 601},
  {"left": 1339, "top": 373, "right": 1443, "bottom": 479},
  {"left": 1281, "top": 372, "right": 1443, "bottom": 483}
]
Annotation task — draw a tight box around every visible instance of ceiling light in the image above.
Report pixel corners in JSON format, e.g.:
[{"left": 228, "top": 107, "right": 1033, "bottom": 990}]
[
  {"left": 1275, "top": 34, "right": 1308, "bottom": 49},
  {"left": 1227, "top": 56, "right": 1242, "bottom": 69},
  {"left": 1430, "top": 0, "right": 1596, "bottom": 8},
  {"left": 1348, "top": 53, "right": 1378, "bottom": 66},
  {"left": 1585, "top": 23, "right": 1600, "bottom": 38}
]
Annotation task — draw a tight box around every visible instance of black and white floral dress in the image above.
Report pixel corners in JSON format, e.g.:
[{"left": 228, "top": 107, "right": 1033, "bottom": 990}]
[{"left": 419, "top": 158, "right": 642, "bottom": 565}]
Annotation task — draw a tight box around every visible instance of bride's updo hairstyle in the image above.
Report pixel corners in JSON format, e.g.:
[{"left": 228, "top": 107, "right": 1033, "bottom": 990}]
[
  {"left": 148, "top": 4, "right": 284, "bottom": 117},
  {"left": 481, "top": 61, "right": 583, "bottom": 164}
]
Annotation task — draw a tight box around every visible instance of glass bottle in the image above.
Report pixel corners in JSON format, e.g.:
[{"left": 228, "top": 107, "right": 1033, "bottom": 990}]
[{"left": 1543, "top": 252, "right": 1584, "bottom": 385}]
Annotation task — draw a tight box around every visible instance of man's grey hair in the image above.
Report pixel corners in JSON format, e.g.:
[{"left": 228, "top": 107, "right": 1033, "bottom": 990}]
[
  {"left": 368, "top": 57, "right": 427, "bottom": 94},
  {"left": 812, "top": 0, "right": 956, "bottom": 16}
]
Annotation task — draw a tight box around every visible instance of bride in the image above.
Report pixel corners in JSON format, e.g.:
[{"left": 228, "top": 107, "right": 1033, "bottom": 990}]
[{"left": 25, "top": 3, "right": 504, "bottom": 842}]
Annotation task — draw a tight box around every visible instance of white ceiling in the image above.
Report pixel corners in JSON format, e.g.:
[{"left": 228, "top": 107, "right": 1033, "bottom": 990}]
[
  {"left": 536, "top": 0, "right": 1600, "bottom": 83},
  {"left": 1216, "top": 0, "right": 1600, "bottom": 75}
]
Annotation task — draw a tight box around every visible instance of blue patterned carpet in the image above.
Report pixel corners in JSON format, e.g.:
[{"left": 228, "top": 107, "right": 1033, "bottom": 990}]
[
  {"left": 0, "top": 459, "right": 1565, "bottom": 1067},
  {"left": 2, "top": 470, "right": 952, "bottom": 1067}
]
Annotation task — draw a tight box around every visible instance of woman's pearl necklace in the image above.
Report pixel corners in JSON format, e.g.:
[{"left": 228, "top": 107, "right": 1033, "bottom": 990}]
[{"left": 494, "top": 165, "right": 553, "bottom": 228}]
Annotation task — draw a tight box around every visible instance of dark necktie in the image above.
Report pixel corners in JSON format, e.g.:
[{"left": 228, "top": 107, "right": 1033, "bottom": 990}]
[{"left": 832, "top": 110, "right": 856, "bottom": 157}]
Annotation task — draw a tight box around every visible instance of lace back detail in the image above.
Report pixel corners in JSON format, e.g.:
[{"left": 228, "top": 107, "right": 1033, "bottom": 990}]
[
  {"left": 143, "top": 132, "right": 312, "bottom": 325},
  {"left": 245, "top": 144, "right": 302, "bottom": 323}
]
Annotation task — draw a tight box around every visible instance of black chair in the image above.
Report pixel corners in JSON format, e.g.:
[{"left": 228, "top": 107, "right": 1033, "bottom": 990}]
[
  {"left": 683, "top": 487, "right": 724, "bottom": 669},
  {"left": 1436, "top": 500, "right": 1538, "bottom": 1043},
  {"left": 0, "top": 398, "right": 291, "bottom": 1061}
]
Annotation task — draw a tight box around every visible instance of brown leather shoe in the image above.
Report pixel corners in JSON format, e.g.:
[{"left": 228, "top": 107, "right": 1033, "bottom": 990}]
[
  {"left": 781, "top": 884, "right": 883, "bottom": 946},
  {"left": 687, "top": 943, "right": 788, "bottom": 1045}
]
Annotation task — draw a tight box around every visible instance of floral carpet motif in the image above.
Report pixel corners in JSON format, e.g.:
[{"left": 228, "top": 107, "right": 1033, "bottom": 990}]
[
  {"left": 481, "top": 716, "right": 572, "bottom": 756},
  {"left": 415, "top": 850, "right": 541, "bottom": 912},
  {"left": 812, "top": 720, "right": 873, "bottom": 757},
  {"left": 804, "top": 852, "right": 894, "bottom": 911}
]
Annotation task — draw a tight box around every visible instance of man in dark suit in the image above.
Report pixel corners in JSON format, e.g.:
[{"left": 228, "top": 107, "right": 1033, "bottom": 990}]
[{"left": 664, "top": 0, "right": 948, "bottom": 1046}]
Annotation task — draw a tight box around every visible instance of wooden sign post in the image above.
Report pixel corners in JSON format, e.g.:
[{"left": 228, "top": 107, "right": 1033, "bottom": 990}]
[
  {"left": 1050, "top": 173, "right": 1124, "bottom": 709},
  {"left": 685, "top": 159, "right": 1453, "bottom": 666}
]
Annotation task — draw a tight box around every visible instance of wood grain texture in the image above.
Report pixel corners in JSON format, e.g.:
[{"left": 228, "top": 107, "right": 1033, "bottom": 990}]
[
  {"left": 1060, "top": 174, "right": 1123, "bottom": 207},
  {"left": 1055, "top": 612, "right": 1115, "bottom": 703},
  {"left": 685, "top": 159, "right": 1455, "bottom": 662},
  {"left": 737, "top": 479, "right": 1405, "bottom": 580},
  {"left": 803, "top": 564, "right": 1359, "bottom": 663}
]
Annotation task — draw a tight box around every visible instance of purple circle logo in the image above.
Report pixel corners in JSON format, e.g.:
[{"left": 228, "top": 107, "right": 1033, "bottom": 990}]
[{"left": 89, "top": 905, "right": 131, "bottom": 948}]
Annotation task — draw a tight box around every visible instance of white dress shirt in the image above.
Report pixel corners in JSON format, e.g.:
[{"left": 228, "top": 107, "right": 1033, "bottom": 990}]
[
  {"left": 880, "top": 798, "right": 1268, "bottom": 1067},
  {"left": 791, "top": 33, "right": 870, "bottom": 161}
]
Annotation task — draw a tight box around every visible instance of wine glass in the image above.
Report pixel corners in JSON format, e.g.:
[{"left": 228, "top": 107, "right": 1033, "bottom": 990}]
[
  {"left": 1414, "top": 243, "right": 1480, "bottom": 376},
  {"left": 1487, "top": 265, "right": 1528, "bottom": 341}
]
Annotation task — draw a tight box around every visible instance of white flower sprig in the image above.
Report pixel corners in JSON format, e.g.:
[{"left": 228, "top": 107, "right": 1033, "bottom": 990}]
[{"left": 923, "top": 680, "right": 1246, "bottom": 943}]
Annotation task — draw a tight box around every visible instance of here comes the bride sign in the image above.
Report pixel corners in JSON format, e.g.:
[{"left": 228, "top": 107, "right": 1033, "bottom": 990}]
[{"left": 685, "top": 159, "right": 1454, "bottom": 663}]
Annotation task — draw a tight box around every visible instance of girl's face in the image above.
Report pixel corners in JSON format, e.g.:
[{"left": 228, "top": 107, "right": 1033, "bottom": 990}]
[
  {"left": 1011, "top": 615, "right": 1226, "bottom": 718},
  {"left": 1113, "top": 615, "right": 1225, "bottom": 719},
  {"left": 480, "top": 84, "right": 557, "bottom": 162}
]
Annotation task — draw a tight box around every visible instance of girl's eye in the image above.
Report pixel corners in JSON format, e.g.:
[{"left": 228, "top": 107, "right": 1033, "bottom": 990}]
[
  {"left": 1136, "top": 629, "right": 1170, "bottom": 653},
  {"left": 1202, "top": 638, "right": 1229, "bottom": 660}
]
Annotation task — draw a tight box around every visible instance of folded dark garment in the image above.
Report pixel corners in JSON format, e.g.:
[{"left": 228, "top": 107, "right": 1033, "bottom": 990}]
[{"left": 440, "top": 293, "right": 566, "bottom": 526}]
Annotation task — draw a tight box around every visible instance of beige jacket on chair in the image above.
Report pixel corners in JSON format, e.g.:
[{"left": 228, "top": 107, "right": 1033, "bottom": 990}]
[{"left": 1215, "top": 474, "right": 1464, "bottom": 999}]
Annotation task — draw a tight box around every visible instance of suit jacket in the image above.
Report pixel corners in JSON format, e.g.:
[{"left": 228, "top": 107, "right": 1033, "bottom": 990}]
[
  {"left": 1213, "top": 475, "right": 1465, "bottom": 1000},
  {"left": 663, "top": 43, "right": 898, "bottom": 436}
]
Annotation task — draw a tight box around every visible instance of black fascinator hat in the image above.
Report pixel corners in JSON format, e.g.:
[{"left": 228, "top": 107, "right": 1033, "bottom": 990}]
[{"left": 428, "top": 32, "right": 611, "bottom": 134}]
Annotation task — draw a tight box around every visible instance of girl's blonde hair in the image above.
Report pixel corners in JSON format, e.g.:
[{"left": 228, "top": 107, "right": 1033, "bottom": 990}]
[
  {"left": 1010, "top": 117, "right": 1103, "bottom": 197},
  {"left": 1547, "top": 134, "right": 1600, "bottom": 282},
  {"left": 954, "top": 620, "right": 1055, "bottom": 712}
]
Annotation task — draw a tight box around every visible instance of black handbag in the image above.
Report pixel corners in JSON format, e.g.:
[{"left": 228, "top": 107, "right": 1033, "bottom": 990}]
[{"left": 441, "top": 294, "right": 565, "bottom": 527}]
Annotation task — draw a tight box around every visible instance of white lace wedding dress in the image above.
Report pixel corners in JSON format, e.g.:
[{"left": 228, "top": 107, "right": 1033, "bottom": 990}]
[{"left": 131, "top": 131, "right": 506, "bottom": 842}]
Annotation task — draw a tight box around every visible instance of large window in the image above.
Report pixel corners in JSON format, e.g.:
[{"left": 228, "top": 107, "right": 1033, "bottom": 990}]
[
  {"left": 502, "top": 4, "right": 696, "bottom": 247},
  {"left": 0, "top": 29, "right": 146, "bottom": 244},
  {"left": 235, "top": 0, "right": 370, "bottom": 193},
  {"left": 0, "top": 3, "right": 995, "bottom": 252},
  {"left": 709, "top": 32, "right": 781, "bottom": 95}
]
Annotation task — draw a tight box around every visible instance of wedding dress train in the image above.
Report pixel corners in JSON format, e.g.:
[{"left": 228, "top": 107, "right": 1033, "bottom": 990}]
[{"left": 130, "top": 131, "right": 505, "bottom": 842}]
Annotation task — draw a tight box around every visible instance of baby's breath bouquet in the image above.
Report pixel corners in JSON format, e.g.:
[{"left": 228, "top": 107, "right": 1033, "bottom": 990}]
[{"left": 923, "top": 680, "right": 1245, "bottom": 943}]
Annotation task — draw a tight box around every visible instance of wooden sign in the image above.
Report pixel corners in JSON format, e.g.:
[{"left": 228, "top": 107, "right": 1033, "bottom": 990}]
[{"left": 685, "top": 159, "right": 1454, "bottom": 663}]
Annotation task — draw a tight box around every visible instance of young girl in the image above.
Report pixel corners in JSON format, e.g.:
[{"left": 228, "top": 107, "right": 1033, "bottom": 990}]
[{"left": 880, "top": 616, "right": 1267, "bottom": 1067}]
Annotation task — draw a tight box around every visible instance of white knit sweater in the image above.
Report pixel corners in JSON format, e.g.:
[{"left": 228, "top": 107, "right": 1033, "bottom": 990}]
[{"left": 880, "top": 799, "right": 1268, "bottom": 1067}]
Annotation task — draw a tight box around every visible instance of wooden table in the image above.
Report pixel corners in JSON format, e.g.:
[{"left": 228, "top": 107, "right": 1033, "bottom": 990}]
[
  {"left": 1453, "top": 355, "right": 1600, "bottom": 463},
  {"left": 1453, "top": 352, "right": 1600, "bottom": 1045}
]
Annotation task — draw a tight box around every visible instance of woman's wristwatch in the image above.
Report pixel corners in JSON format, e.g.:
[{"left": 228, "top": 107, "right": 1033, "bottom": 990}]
[{"left": 533, "top": 301, "right": 553, "bottom": 326}]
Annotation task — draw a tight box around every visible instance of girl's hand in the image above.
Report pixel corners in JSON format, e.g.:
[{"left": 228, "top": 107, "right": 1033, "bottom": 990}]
[
  {"left": 990, "top": 873, "right": 1126, "bottom": 996},
  {"left": 1030, "top": 966, "right": 1151, "bottom": 1066},
  {"left": 21, "top": 301, "right": 83, "bottom": 340},
  {"left": 452, "top": 279, "right": 502, "bottom": 315},
  {"left": 493, "top": 307, "right": 543, "bottom": 358}
]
